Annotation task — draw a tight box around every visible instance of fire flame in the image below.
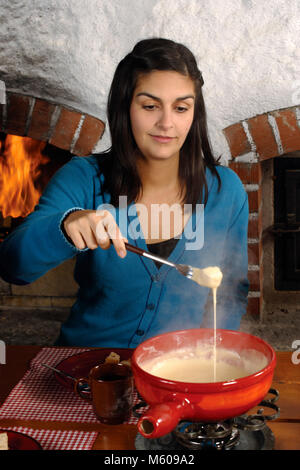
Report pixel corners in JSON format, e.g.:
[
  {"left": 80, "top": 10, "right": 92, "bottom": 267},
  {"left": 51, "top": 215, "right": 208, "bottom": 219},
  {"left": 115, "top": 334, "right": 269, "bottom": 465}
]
[{"left": 0, "top": 135, "right": 49, "bottom": 218}]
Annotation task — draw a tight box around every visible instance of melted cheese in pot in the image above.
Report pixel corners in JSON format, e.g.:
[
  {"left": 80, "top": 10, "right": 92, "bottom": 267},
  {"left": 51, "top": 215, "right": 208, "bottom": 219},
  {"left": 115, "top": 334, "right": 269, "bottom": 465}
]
[{"left": 141, "top": 346, "right": 268, "bottom": 383}]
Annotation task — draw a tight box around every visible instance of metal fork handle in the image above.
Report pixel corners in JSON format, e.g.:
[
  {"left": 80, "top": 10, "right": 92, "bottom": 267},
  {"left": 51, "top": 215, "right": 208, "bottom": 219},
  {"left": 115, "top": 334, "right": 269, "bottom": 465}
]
[{"left": 124, "top": 242, "right": 176, "bottom": 268}]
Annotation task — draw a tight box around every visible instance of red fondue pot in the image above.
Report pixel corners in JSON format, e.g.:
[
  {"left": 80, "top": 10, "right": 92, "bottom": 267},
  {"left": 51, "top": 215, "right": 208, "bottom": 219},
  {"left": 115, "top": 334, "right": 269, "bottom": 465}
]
[{"left": 131, "top": 328, "right": 276, "bottom": 439}]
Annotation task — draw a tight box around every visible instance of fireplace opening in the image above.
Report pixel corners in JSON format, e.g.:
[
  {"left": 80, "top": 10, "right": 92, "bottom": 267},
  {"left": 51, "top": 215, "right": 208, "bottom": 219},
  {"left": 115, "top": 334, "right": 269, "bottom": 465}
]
[
  {"left": 0, "top": 132, "right": 73, "bottom": 242},
  {"left": 273, "top": 155, "right": 300, "bottom": 291},
  {"left": 262, "top": 151, "right": 300, "bottom": 314}
]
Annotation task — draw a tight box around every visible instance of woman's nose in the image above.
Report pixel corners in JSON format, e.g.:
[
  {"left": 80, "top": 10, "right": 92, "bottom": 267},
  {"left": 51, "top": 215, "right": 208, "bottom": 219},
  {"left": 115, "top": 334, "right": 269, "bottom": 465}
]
[{"left": 157, "top": 108, "right": 173, "bottom": 130}]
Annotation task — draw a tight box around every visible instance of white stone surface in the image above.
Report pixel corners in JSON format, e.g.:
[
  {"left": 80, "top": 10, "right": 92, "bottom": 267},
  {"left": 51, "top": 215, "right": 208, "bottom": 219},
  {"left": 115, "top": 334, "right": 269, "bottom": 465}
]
[{"left": 0, "top": 0, "right": 299, "bottom": 160}]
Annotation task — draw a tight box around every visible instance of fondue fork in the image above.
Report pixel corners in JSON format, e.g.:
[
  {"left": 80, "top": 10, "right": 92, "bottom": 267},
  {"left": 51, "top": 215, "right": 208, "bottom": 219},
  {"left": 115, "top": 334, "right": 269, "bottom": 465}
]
[
  {"left": 124, "top": 242, "right": 222, "bottom": 288},
  {"left": 41, "top": 363, "right": 90, "bottom": 391}
]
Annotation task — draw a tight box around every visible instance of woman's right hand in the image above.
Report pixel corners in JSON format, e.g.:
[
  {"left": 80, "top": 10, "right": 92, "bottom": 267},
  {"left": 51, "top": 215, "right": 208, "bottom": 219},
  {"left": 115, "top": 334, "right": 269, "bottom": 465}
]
[{"left": 63, "top": 209, "right": 127, "bottom": 258}]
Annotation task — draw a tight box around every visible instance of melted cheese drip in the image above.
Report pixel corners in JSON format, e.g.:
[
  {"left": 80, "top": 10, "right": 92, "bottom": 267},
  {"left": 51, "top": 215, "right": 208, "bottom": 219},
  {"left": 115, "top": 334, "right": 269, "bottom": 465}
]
[
  {"left": 213, "top": 287, "right": 217, "bottom": 381},
  {"left": 191, "top": 266, "right": 222, "bottom": 381}
]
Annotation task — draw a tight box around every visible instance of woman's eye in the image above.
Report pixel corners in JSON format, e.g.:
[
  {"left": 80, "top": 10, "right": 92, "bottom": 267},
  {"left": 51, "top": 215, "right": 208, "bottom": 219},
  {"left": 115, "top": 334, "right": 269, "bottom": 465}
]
[
  {"left": 143, "top": 104, "right": 156, "bottom": 110},
  {"left": 176, "top": 106, "right": 188, "bottom": 113}
]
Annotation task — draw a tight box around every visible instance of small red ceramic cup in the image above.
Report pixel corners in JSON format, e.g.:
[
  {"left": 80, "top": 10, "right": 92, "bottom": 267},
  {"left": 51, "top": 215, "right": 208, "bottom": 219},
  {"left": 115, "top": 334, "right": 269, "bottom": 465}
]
[{"left": 74, "top": 363, "right": 134, "bottom": 424}]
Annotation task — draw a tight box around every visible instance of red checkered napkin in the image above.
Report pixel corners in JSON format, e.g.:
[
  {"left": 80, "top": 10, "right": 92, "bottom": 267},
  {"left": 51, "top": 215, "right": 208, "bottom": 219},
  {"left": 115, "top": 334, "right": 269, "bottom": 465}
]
[
  {"left": 0, "top": 347, "right": 147, "bottom": 424},
  {"left": 3, "top": 426, "right": 97, "bottom": 450}
]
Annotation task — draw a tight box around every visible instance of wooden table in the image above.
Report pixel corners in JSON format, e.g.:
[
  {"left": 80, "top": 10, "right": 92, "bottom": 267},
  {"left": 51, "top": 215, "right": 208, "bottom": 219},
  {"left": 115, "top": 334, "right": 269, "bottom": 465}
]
[{"left": 0, "top": 346, "right": 300, "bottom": 450}]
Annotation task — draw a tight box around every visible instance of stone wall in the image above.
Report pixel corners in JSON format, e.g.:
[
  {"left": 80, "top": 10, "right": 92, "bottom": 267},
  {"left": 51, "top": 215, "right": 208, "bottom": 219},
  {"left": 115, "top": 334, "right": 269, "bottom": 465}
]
[{"left": 0, "top": 0, "right": 299, "bottom": 157}]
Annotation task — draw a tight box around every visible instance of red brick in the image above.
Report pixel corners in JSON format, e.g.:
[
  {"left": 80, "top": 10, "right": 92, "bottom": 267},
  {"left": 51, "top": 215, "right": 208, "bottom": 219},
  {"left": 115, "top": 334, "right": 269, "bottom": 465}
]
[
  {"left": 247, "top": 269, "right": 263, "bottom": 292},
  {"left": 248, "top": 243, "right": 258, "bottom": 265},
  {"left": 248, "top": 240, "right": 262, "bottom": 265},
  {"left": 5, "top": 93, "right": 31, "bottom": 136},
  {"left": 248, "top": 212, "right": 263, "bottom": 239},
  {"left": 248, "top": 218, "right": 258, "bottom": 239},
  {"left": 223, "top": 122, "right": 251, "bottom": 158},
  {"left": 273, "top": 108, "right": 300, "bottom": 154},
  {"left": 72, "top": 114, "right": 105, "bottom": 156},
  {"left": 247, "top": 187, "right": 262, "bottom": 213},
  {"left": 246, "top": 296, "right": 261, "bottom": 316},
  {"left": 247, "top": 114, "right": 278, "bottom": 161},
  {"left": 49, "top": 107, "right": 82, "bottom": 151},
  {"left": 27, "top": 99, "right": 56, "bottom": 141},
  {"left": 229, "top": 161, "right": 262, "bottom": 184}
]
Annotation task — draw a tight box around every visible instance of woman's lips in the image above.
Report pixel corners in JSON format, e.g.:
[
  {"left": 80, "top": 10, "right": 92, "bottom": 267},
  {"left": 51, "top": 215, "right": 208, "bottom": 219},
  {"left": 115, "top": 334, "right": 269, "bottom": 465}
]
[{"left": 150, "top": 135, "right": 175, "bottom": 143}]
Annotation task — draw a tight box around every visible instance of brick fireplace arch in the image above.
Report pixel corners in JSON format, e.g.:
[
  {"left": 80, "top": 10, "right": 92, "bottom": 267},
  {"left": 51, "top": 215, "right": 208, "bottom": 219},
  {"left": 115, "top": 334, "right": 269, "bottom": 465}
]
[
  {"left": 0, "top": 91, "right": 105, "bottom": 155},
  {"left": 223, "top": 105, "right": 300, "bottom": 317}
]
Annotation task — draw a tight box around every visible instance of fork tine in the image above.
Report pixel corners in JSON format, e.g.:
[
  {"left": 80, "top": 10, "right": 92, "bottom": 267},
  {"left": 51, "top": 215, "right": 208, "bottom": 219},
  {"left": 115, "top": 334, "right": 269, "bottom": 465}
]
[{"left": 176, "top": 264, "right": 193, "bottom": 279}]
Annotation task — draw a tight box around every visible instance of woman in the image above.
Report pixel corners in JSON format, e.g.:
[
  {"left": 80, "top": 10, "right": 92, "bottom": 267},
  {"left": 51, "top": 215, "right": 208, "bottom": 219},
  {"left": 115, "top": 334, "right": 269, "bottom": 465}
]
[{"left": 0, "top": 38, "right": 249, "bottom": 347}]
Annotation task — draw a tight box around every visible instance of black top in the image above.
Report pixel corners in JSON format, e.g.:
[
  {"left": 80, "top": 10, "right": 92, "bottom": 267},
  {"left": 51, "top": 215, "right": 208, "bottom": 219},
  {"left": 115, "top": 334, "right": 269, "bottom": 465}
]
[{"left": 147, "top": 237, "right": 179, "bottom": 269}]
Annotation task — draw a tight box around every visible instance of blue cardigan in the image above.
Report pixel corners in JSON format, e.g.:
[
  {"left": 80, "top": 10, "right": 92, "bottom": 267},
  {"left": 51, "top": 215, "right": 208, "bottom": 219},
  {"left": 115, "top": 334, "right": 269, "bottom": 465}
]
[{"left": 0, "top": 156, "right": 249, "bottom": 347}]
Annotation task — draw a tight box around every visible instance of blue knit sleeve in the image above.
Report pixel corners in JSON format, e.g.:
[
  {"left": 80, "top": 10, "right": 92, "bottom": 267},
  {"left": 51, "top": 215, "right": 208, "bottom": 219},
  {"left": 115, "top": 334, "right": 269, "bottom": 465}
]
[{"left": 0, "top": 157, "right": 95, "bottom": 284}]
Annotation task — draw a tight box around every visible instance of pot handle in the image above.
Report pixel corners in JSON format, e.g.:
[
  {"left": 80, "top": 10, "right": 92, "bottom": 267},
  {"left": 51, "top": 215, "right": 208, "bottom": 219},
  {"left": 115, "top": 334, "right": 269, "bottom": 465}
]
[{"left": 138, "top": 400, "right": 190, "bottom": 439}]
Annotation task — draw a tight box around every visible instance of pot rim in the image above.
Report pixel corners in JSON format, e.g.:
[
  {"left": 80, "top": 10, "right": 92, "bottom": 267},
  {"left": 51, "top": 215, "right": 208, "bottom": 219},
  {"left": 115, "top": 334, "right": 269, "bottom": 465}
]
[{"left": 131, "top": 328, "right": 276, "bottom": 393}]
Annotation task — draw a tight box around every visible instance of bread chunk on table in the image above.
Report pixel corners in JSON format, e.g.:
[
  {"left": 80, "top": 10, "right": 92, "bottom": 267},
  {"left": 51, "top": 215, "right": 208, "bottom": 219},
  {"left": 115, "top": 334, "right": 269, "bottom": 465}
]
[{"left": 0, "top": 433, "right": 8, "bottom": 451}]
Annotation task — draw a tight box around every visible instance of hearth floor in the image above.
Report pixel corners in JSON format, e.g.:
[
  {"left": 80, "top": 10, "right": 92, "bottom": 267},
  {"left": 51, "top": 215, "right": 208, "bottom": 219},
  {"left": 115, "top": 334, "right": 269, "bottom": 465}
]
[
  {"left": 0, "top": 307, "right": 299, "bottom": 350},
  {"left": 240, "top": 308, "right": 300, "bottom": 351}
]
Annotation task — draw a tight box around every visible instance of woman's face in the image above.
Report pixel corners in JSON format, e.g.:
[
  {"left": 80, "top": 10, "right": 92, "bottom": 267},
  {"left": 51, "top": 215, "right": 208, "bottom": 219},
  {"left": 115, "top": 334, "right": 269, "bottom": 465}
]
[{"left": 130, "top": 70, "right": 195, "bottom": 163}]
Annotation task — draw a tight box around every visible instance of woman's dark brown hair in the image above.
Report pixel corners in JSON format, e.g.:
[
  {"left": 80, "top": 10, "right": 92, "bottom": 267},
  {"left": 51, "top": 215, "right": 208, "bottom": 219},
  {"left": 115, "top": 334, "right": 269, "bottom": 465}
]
[{"left": 97, "top": 38, "right": 221, "bottom": 208}]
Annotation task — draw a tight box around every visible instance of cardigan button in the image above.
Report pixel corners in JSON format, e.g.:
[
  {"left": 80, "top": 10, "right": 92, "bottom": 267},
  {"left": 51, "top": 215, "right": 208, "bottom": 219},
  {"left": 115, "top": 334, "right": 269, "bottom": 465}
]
[
  {"left": 147, "top": 303, "right": 155, "bottom": 310},
  {"left": 152, "top": 274, "right": 160, "bottom": 282},
  {"left": 136, "top": 329, "right": 145, "bottom": 336}
]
